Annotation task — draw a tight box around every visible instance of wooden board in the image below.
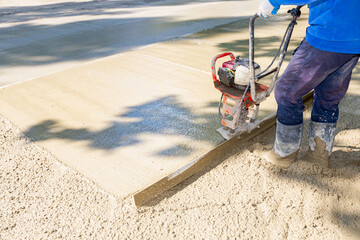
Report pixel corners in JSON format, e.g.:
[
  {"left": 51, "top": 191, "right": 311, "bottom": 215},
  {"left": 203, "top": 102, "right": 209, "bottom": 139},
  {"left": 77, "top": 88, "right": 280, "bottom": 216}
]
[{"left": 133, "top": 92, "right": 314, "bottom": 206}]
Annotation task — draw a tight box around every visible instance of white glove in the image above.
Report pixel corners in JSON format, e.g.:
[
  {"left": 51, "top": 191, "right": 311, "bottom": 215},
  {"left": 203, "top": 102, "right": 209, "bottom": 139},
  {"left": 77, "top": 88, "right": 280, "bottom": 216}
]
[{"left": 258, "top": 0, "right": 280, "bottom": 18}]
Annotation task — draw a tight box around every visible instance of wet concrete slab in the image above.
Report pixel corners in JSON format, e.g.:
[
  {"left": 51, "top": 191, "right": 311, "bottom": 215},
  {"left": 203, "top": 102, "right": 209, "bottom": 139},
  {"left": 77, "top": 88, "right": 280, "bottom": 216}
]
[
  {"left": 137, "top": 13, "right": 309, "bottom": 119},
  {"left": 0, "top": 10, "right": 308, "bottom": 198},
  {"left": 0, "top": 0, "right": 259, "bottom": 87},
  {"left": 0, "top": 52, "right": 223, "bottom": 198}
]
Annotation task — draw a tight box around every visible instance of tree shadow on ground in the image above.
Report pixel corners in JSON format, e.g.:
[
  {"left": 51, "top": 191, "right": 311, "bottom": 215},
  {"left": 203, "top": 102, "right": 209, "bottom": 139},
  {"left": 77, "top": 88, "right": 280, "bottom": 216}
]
[
  {"left": 0, "top": 15, "right": 242, "bottom": 68},
  {"left": 0, "top": 0, "right": 252, "bottom": 69},
  {"left": 0, "top": 0, "right": 245, "bottom": 23},
  {"left": 213, "top": 13, "right": 308, "bottom": 65},
  {"left": 272, "top": 107, "right": 360, "bottom": 238},
  {"left": 332, "top": 211, "right": 360, "bottom": 237},
  {"left": 143, "top": 88, "right": 360, "bottom": 238},
  {"left": 265, "top": 64, "right": 360, "bottom": 237},
  {"left": 24, "top": 95, "right": 224, "bottom": 157}
]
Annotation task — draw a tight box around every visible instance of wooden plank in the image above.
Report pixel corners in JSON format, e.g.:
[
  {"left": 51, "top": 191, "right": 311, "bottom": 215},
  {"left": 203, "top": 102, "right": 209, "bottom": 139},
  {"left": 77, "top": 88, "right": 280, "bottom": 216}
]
[
  {"left": 133, "top": 92, "right": 314, "bottom": 207},
  {"left": 133, "top": 113, "right": 276, "bottom": 206}
]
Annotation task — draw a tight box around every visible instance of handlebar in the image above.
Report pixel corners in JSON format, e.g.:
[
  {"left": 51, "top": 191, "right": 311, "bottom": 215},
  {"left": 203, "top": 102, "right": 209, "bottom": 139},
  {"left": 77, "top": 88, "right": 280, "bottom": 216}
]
[
  {"left": 248, "top": 6, "right": 302, "bottom": 103},
  {"left": 249, "top": 13, "right": 259, "bottom": 103}
]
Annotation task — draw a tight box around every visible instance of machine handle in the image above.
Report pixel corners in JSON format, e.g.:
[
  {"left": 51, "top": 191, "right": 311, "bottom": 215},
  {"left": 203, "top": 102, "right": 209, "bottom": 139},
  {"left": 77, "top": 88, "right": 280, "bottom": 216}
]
[
  {"left": 249, "top": 6, "right": 302, "bottom": 102},
  {"left": 266, "top": 6, "right": 302, "bottom": 97},
  {"left": 249, "top": 13, "right": 259, "bottom": 103},
  {"left": 211, "top": 52, "right": 235, "bottom": 82}
]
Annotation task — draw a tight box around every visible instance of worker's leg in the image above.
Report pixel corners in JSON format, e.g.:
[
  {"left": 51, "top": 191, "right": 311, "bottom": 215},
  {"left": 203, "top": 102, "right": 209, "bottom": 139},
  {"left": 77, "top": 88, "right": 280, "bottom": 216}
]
[
  {"left": 312, "top": 56, "right": 359, "bottom": 123},
  {"left": 309, "top": 56, "right": 359, "bottom": 166},
  {"left": 265, "top": 39, "right": 357, "bottom": 168},
  {"left": 275, "top": 39, "right": 356, "bottom": 125}
]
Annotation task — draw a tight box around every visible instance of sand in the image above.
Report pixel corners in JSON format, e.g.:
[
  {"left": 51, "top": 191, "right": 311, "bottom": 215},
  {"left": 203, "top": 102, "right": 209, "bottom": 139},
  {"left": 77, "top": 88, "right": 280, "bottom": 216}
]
[
  {"left": 1, "top": 0, "right": 360, "bottom": 239},
  {"left": 1, "top": 89, "right": 360, "bottom": 239}
]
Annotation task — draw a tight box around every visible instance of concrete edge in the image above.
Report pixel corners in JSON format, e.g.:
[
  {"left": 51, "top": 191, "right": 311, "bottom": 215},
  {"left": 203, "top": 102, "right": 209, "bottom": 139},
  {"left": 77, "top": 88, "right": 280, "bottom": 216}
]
[{"left": 133, "top": 91, "right": 314, "bottom": 207}]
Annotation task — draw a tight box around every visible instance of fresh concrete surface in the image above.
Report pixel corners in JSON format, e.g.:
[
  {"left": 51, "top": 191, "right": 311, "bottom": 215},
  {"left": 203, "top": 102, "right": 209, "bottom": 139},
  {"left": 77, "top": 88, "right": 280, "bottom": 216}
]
[
  {"left": 0, "top": 3, "right": 308, "bottom": 199},
  {"left": 0, "top": 50, "right": 224, "bottom": 198},
  {"left": 0, "top": 0, "right": 260, "bottom": 87},
  {"left": 137, "top": 12, "right": 309, "bottom": 119}
]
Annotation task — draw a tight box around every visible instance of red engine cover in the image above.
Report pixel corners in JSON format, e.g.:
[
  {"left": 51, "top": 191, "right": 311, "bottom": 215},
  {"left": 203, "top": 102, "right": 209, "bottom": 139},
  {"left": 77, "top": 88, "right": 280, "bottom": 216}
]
[
  {"left": 211, "top": 52, "right": 269, "bottom": 108},
  {"left": 222, "top": 60, "right": 235, "bottom": 69},
  {"left": 214, "top": 81, "right": 269, "bottom": 108}
]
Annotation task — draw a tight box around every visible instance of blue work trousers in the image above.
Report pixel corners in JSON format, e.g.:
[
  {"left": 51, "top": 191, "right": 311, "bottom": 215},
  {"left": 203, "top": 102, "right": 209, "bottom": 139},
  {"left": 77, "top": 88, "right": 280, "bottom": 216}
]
[{"left": 275, "top": 39, "right": 359, "bottom": 125}]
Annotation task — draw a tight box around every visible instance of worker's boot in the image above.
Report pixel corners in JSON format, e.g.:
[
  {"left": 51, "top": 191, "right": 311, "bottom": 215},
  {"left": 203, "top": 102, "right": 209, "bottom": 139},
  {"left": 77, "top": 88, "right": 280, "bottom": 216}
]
[
  {"left": 306, "top": 121, "right": 336, "bottom": 168},
  {"left": 264, "top": 120, "right": 303, "bottom": 169}
]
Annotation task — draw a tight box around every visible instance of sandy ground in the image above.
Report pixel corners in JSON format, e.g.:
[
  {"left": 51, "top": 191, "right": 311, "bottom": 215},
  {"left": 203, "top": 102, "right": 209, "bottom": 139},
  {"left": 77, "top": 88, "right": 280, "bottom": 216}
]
[
  {"left": 1, "top": 1, "right": 360, "bottom": 239},
  {"left": 1, "top": 83, "right": 360, "bottom": 239}
]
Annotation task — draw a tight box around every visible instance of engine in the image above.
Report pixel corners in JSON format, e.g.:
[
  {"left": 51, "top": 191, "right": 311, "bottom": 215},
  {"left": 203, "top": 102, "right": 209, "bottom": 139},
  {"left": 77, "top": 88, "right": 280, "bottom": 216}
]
[{"left": 218, "top": 56, "right": 261, "bottom": 88}]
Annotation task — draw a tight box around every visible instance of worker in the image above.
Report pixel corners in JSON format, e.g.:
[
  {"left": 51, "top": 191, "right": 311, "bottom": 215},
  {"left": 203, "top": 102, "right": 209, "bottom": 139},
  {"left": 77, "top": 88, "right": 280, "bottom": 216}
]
[{"left": 258, "top": 0, "right": 360, "bottom": 168}]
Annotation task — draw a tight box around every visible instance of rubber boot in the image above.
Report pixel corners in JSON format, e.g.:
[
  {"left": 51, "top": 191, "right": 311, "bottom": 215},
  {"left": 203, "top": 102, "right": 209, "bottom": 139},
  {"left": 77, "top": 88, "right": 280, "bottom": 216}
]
[
  {"left": 306, "top": 121, "right": 336, "bottom": 168},
  {"left": 265, "top": 120, "right": 303, "bottom": 169}
]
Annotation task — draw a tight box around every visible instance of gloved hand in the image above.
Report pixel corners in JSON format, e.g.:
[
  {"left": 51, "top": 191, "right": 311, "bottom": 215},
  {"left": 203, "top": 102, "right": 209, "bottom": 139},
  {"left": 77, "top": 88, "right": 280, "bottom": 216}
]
[{"left": 258, "top": 0, "right": 280, "bottom": 18}]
